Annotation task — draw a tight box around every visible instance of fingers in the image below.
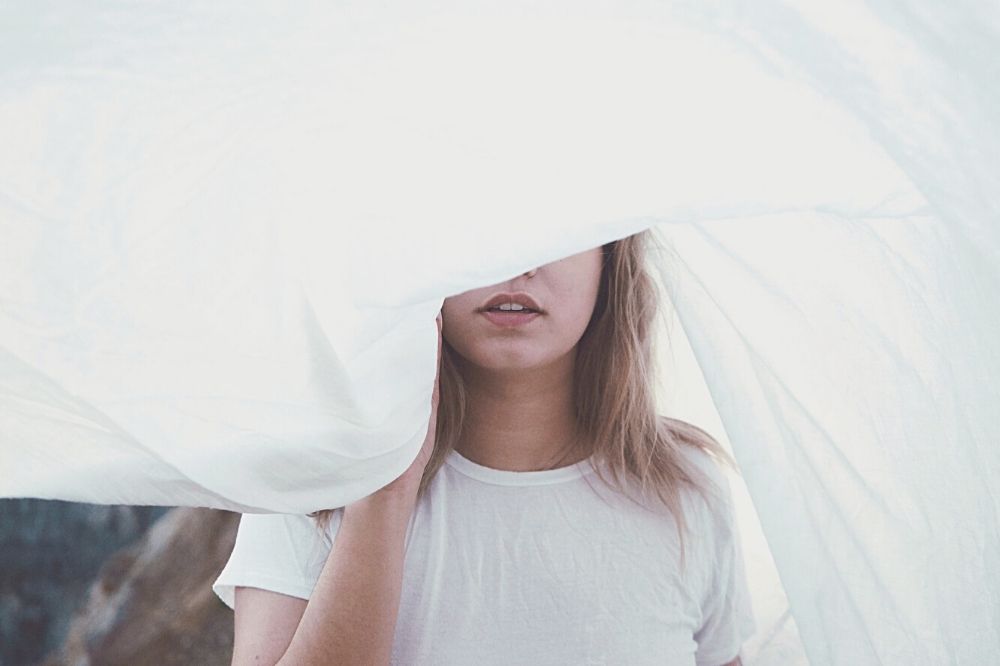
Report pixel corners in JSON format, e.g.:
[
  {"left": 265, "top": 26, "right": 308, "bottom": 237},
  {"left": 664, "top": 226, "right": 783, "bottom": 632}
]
[
  {"left": 431, "top": 311, "right": 443, "bottom": 408},
  {"left": 435, "top": 311, "right": 443, "bottom": 370}
]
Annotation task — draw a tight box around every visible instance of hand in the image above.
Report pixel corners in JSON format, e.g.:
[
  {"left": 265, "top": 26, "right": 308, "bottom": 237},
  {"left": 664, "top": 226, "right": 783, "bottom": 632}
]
[{"left": 376, "top": 311, "right": 443, "bottom": 496}]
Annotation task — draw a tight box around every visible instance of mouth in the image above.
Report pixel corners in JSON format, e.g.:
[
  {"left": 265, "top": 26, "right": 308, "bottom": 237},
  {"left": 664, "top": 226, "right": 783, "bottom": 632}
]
[
  {"left": 480, "top": 309, "right": 541, "bottom": 328},
  {"left": 478, "top": 291, "right": 544, "bottom": 314}
]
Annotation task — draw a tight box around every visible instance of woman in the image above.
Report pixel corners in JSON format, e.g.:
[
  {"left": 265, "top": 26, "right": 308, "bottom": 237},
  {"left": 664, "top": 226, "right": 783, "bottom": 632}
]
[{"left": 213, "top": 230, "right": 756, "bottom": 665}]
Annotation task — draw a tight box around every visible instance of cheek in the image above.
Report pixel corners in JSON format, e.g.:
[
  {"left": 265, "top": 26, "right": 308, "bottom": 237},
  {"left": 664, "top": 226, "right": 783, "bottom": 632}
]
[
  {"left": 554, "top": 292, "right": 599, "bottom": 343},
  {"left": 439, "top": 299, "right": 484, "bottom": 356},
  {"left": 556, "top": 266, "right": 602, "bottom": 323}
]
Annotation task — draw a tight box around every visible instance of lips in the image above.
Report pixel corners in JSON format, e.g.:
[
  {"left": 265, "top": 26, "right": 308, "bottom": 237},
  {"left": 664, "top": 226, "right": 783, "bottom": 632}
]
[
  {"left": 481, "top": 309, "right": 541, "bottom": 328},
  {"left": 478, "top": 292, "right": 544, "bottom": 313}
]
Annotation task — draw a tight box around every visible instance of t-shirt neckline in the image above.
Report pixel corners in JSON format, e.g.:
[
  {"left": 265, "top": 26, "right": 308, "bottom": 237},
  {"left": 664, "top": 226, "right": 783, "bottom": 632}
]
[{"left": 445, "top": 448, "right": 597, "bottom": 486}]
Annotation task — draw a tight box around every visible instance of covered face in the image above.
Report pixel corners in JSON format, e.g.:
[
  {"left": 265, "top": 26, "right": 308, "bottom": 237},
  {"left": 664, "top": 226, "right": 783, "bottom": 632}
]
[{"left": 440, "top": 246, "right": 604, "bottom": 373}]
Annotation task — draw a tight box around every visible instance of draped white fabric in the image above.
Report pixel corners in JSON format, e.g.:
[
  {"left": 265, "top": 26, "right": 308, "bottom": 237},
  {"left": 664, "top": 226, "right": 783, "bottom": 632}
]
[{"left": 1, "top": 2, "right": 997, "bottom": 664}]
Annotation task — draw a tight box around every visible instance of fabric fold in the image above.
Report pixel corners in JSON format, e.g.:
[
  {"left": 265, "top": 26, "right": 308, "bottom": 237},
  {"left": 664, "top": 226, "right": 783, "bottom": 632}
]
[{"left": 1, "top": 2, "right": 997, "bottom": 664}]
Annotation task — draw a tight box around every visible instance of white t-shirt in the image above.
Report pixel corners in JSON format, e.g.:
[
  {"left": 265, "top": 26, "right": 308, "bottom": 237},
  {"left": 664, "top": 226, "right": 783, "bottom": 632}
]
[{"left": 214, "top": 444, "right": 756, "bottom": 665}]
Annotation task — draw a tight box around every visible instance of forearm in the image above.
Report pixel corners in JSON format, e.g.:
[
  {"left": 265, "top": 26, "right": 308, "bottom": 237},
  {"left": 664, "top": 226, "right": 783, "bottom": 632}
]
[{"left": 277, "top": 488, "right": 417, "bottom": 666}]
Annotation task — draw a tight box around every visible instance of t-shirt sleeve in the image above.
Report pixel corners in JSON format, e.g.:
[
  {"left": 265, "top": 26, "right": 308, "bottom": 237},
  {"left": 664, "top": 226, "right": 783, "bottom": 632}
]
[
  {"left": 212, "top": 510, "right": 343, "bottom": 610},
  {"left": 693, "top": 474, "right": 757, "bottom": 666}
]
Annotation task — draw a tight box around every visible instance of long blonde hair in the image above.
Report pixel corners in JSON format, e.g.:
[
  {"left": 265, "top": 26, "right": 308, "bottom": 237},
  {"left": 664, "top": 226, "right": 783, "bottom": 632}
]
[{"left": 311, "top": 228, "right": 740, "bottom": 571}]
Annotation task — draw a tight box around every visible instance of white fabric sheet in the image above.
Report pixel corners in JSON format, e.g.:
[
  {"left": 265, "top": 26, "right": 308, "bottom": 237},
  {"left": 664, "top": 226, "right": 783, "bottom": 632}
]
[{"left": 1, "top": 2, "right": 997, "bottom": 664}]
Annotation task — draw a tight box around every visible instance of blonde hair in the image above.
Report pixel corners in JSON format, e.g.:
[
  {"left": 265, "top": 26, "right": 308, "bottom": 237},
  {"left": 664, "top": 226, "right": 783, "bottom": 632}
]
[{"left": 311, "top": 228, "right": 740, "bottom": 571}]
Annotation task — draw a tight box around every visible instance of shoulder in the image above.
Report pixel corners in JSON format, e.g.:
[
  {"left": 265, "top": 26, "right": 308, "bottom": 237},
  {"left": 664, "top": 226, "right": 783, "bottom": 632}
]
[
  {"left": 235, "top": 510, "right": 341, "bottom": 554},
  {"left": 657, "top": 416, "right": 734, "bottom": 503},
  {"left": 676, "top": 443, "right": 731, "bottom": 497},
  {"left": 674, "top": 443, "right": 737, "bottom": 536},
  {"left": 214, "top": 510, "right": 341, "bottom": 610}
]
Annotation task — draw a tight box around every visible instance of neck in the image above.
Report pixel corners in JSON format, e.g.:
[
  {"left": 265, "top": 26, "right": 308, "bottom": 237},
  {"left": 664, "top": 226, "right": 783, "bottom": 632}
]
[{"left": 454, "top": 350, "right": 591, "bottom": 472}]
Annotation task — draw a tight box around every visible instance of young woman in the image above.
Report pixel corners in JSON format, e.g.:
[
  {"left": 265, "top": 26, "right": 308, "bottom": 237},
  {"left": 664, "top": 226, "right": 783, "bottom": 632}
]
[{"left": 213, "top": 230, "right": 756, "bottom": 665}]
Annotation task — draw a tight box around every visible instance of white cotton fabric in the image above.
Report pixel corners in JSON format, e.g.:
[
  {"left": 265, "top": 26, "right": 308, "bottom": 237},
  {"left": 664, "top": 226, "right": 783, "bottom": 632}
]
[
  {"left": 213, "top": 445, "right": 756, "bottom": 666},
  {"left": 2, "top": 2, "right": 998, "bottom": 665}
]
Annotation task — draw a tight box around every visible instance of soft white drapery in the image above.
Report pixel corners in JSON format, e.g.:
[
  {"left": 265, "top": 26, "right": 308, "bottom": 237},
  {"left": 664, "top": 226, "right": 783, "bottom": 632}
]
[{"left": 1, "top": 2, "right": 997, "bottom": 664}]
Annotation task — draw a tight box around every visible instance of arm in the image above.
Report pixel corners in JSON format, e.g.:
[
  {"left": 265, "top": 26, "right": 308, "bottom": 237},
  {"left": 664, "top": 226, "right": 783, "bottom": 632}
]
[
  {"left": 275, "top": 489, "right": 418, "bottom": 665},
  {"left": 230, "top": 489, "right": 418, "bottom": 666},
  {"left": 232, "top": 588, "right": 306, "bottom": 664},
  {"left": 231, "top": 312, "right": 443, "bottom": 666}
]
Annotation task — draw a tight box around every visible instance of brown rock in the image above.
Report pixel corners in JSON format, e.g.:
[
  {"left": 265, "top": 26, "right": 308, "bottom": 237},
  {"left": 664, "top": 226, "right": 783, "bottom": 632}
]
[{"left": 42, "top": 507, "right": 239, "bottom": 666}]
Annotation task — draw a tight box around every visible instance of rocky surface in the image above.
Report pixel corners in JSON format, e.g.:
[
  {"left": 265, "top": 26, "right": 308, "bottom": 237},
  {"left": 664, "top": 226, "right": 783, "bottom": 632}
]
[
  {"left": 40, "top": 507, "right": 239, "bottom": 666},
  {"left": 0, "top": 500, "right": 170, "bottom": 666}
]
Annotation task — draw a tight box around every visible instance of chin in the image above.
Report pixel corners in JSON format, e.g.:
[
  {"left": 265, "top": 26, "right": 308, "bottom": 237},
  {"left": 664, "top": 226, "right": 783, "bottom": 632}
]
[
  {"left": 462, "top": 346, "right": 546, "bottom": 371},
  {"left": 473, "top": 354, "right": 538, "bottom": 371},
  {"left": 450, "top": 336, "right": 568, "bottom": 373},
  {"left": 484, "top": 346, "right": 572, "bottom": 371},
  {"left": 483, "top": 360, "right": 544, "bottom": 373}
]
